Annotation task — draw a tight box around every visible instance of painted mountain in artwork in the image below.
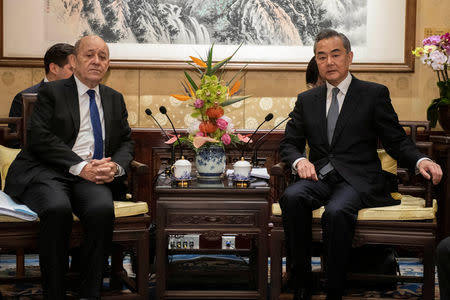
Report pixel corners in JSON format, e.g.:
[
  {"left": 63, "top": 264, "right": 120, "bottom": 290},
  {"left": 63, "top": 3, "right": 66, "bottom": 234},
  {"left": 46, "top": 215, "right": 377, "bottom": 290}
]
[{"left": 49, "top": 0, "right": 366, "bottom": 46}]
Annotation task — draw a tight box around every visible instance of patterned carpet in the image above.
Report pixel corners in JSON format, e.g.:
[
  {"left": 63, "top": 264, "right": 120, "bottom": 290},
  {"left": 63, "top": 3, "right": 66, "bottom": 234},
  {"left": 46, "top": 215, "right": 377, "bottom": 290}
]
[{"left": 0, "top": 254, "right": 440, "bottom": 299}]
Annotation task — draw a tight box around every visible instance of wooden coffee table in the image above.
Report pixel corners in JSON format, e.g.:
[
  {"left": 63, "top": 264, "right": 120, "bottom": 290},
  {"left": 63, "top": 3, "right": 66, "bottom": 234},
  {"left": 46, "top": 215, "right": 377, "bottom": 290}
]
[{"left": 155, "top": 176, "right": 269, "bottom": 299}]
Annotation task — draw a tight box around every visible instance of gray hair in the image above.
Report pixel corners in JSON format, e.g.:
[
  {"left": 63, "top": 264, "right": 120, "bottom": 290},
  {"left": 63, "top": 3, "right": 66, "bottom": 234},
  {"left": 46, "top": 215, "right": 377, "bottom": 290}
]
[{"left": 313, "top": 29, "right": 352, "bottom": 54}]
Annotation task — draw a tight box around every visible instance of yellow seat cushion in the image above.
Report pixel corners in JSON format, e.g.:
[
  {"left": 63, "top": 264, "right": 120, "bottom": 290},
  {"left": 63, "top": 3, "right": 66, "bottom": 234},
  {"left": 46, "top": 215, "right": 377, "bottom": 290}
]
[
  {"left": 377, "top": 149, "right": 397, "bottom": 175},
  {"left": 0, "top": 200, "right": 149, "bottom": 222},
  {"left": 272, "top": 195, "right": 437, "bottom": 221},
  {"left": 0, "top": 145, "right": 20, "bottom": 191},
  {"left": 272, "top": 150, "right": 436, "bottom": 220},
  {"left": 0, "top": 145, "right": 148, "bottom": 222}
]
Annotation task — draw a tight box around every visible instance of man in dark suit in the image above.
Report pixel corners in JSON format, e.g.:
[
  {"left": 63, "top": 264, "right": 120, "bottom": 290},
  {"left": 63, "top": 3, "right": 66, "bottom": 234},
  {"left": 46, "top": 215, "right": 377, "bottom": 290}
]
[
  {"left": 8, "top": 43, "right": 74, "bottom": 129},
  {"left": 279, "top": 29, "right": 442, "bottom": 300},
  {"left": 5, "top": 35, "right": 134, "bottom": 300}
]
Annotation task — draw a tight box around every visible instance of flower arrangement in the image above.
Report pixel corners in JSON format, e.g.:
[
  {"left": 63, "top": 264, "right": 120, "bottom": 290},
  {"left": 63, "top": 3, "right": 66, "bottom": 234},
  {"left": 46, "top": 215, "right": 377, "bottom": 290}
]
[
  {"left": 412, "top": 33, "right": 450, "bottom": 127},
  {"left": 170, "top": 45, "right": 251, "bottom": 150}
]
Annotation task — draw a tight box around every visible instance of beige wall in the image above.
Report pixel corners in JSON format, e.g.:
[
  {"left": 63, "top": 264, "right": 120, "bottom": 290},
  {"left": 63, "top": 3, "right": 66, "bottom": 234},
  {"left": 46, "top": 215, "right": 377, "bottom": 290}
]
[{"left": 0, "top": 0, "right": 449, "bottom": 131}]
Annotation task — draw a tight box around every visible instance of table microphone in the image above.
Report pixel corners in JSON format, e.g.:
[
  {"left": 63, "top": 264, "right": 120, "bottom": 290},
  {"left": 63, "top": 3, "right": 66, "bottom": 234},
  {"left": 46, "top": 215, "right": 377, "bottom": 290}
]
[
  {"left": 145, "top": 108, "right": 170, "bottom": 139},
  {"left": 241, "top": 113, "right": 273, "bottom": 159},
  {"left": 251, "top": 116, "right": 290, "bottom": 166},
  {"left": 145, "top": 108, "right": 175, "bottom": 171},
  {"left": 159, "top": 106, "right": 183, "bottom": 158}
]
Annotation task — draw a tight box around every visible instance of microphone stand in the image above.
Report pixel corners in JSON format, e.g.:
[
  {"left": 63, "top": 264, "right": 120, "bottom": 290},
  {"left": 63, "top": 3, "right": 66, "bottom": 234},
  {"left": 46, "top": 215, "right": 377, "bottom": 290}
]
[
  {"left": 241, "top": 113, "right": 273, "bottom": 159},
  {"left": 145, "top": 108, "right": 174, "bottom": 175},
  {"left": 145, "top": 108, "right": 170, "bottom": 140},
  {"left": 159, "top": 106, "right": 184, "bottom": 159},
  {"left": 251, "top": 116, "right": 290, "bottom": 167}
]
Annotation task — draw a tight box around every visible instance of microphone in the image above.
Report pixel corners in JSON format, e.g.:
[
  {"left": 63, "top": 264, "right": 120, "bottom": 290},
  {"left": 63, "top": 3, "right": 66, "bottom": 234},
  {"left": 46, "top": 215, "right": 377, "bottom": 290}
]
[
  {"left": 146, "top": 108, "right": 174, "bottom": 171},
  {"left": 159, "top": 106, "right": 183, "bottom": 158},
  {"left": 145, "top": 108, "right": 170, "bottom": 140},
  {"left": 251, "top": 116, "right": 290, "bottom": 166},
  {"left": 241, "top": 113, "right": 273, "bottom": 159}
]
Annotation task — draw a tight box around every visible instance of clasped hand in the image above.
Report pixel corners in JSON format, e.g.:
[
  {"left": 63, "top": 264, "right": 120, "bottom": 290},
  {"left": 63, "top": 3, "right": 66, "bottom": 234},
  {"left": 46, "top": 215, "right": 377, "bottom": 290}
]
[{"left": 79, "top": 157, "right": 117, "bottom": 184}]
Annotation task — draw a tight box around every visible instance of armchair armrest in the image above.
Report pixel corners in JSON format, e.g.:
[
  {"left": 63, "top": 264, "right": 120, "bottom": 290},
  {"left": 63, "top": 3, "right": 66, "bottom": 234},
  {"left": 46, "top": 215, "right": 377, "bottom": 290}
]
[
  {"left": 128, "top": 160, "right": 149, "bottom": 203},
  {"left": 397, "top": 141, "right": 433, "bottom": 207},
  {"left": 0, "top": 117, "right": 23, "bottom": 146},
  {"left": 130, "top": 160, "right": 149, "bottom": 175},
  {"left": 270, "top": 162, "right": 287, "bottom": 177},
  {"left": 270, "top": 162, "right": 291, "bottom": 205}
]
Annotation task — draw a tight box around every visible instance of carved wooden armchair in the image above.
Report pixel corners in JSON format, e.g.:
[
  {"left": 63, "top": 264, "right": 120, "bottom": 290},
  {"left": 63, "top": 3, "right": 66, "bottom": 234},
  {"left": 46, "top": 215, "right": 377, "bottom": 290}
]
[
  {"left": 0, "top": 93, "right": 151, "bottom": 299},
  {"left": 269, "top": 121, "right": 437, "bottom": 300}
]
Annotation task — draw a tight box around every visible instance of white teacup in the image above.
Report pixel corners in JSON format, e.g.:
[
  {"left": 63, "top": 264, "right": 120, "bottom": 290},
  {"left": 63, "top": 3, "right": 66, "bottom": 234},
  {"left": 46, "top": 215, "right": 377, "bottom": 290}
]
[
  {"left": 233, "top": 157, "right": 252, "bottom": 180},
  {"left": 172, "top": 156, "right": 192, "bottom": 179}
]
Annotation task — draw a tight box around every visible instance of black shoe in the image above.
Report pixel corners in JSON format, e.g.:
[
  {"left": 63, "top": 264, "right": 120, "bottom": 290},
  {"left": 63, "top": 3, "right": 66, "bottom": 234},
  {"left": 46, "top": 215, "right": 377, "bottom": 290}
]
[{"left": 293, "top": 287, "right": 312, "bottom": 300}]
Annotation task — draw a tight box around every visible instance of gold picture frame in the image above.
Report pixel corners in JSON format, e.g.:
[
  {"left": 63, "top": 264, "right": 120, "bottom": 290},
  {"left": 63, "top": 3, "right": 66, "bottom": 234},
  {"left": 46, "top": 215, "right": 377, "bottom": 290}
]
[{"left": 0, "top": 0, "right": 416, "bottom": 72}]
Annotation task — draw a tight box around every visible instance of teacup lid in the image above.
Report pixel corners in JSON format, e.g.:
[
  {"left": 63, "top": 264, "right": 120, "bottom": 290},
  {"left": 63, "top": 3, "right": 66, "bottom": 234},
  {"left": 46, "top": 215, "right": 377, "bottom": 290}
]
[
  {"left": 174, "top": 156, "right": 191, "bottom": 166},
  {"left": 234, "top": 157, "right": 251, "bottom": 167}
]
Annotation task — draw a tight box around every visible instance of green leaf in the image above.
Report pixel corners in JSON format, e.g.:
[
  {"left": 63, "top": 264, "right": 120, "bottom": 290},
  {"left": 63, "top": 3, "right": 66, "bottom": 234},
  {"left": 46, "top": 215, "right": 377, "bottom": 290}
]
[
  {"left": 227, "top": 42, "right": 244, "bottom": 61},
  {"left": 187, "top": 62, "right": 203, "bottom": 77},
  {"left": 437, "top": 97, "right": 450, "bottom": 106},
  {"left": 226, "top": 64, "right": 248, "bottom": 87},
  {"left": 427, "top": 97, "right": 440, "bottom": 127},
  {"left": 206, "top": 43, "right": 214, "bottom": 76},
  {"left": 184, "top": 71, "right": 198, "bottom": 91},
  {"left": 191, "top": 111, "right": 201, "bottom": 118},
  {"left": 209, "top": 57, "right": 233, "bottom": 75},
  {"left": 206, "top": 42, "right": 243, "bottom": 76},
  {"left": 220, "top": 95, "right": 251, "bottom": 107}
]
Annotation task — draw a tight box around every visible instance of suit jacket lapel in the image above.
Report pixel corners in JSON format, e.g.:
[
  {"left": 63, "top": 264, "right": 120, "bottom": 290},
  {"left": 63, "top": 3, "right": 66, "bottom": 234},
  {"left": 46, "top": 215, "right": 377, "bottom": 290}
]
[
  {"left": 331, "top": 77, "right": 360, "bottom": 147},
  {"left": 64, "top": 76, "right": 80, "bottom": 136},
  {"left": 315, "top": 85, "right": 329, "bottom": 148},
  {"left": 100, "top": 84, "right": 111, "bottom": 154}
]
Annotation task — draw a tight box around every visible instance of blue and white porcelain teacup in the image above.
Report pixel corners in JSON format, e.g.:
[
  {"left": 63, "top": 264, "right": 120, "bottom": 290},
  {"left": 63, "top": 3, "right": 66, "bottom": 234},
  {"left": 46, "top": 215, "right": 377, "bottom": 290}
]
[
  {"left": 172, "top": 156, "right": 192, "bottom": 179},
  {"left": 233, "top": 157, "right": 252, "bottom": 180}
]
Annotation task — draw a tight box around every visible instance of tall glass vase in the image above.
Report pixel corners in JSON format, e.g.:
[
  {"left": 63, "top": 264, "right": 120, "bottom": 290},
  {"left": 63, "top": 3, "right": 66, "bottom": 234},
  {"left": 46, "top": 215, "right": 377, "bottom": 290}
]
[{"left": 195, "top": 144, "right": 226, "bottom": 181}]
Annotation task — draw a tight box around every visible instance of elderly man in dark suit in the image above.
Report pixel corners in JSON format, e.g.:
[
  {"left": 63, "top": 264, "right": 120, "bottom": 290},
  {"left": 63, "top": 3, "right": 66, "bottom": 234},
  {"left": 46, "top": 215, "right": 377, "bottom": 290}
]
[
  {"left": 5, "top": 35, "right": 134, "bottom": 300},
  {"left": 279, "top": 29, "right": 442, "bottom": 300}
]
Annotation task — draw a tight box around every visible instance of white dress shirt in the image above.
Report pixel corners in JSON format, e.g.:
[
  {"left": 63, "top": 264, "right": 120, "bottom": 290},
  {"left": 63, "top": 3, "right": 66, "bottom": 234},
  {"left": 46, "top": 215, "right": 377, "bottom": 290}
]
[{"left": 69, "top": 75, "right": 124, "bottom": 176}]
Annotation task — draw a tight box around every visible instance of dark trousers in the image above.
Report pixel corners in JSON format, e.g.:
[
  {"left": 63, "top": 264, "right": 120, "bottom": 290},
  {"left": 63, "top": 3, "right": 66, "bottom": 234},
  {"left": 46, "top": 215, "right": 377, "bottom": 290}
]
[
  {"left": 437, "top": 236, "right": 450, "bottom": 300},
  {"left": 21, "top": 176, "right": 115, "bottom": 300},
  {"left": 279, "top": 170, "right": 364, "bottom": 290}
]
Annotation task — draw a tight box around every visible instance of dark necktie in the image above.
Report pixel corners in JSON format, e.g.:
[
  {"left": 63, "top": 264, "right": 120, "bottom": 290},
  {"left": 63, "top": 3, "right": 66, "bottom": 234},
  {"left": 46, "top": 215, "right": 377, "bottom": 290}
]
[
  {"left": 327, "top": 87, "right": 340, "bottom": 145},
  {"left": 87, "top": 89, "right": 103, "bottom": 160},
  {"left": 318, "top": 87, "right": 340, "bottom": 179}
]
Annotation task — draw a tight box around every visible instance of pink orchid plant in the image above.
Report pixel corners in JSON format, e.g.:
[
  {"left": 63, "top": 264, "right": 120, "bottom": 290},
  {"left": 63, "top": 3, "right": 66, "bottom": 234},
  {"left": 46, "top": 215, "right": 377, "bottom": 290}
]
[{"left": 413, "top": 33, "right": 450, "bottom": 127}]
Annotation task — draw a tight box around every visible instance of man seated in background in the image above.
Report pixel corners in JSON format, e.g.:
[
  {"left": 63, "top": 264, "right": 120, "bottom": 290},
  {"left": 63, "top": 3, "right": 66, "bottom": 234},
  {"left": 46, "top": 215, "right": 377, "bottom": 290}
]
[
  {"left": 8, "top": 43, "right": 74, "bottom": 137},
  {"left": 5, "top": 35, "right": 134, "bottom": 300},
  {"left": 305, "top": 56, "right": 324, "bottom": 89}
]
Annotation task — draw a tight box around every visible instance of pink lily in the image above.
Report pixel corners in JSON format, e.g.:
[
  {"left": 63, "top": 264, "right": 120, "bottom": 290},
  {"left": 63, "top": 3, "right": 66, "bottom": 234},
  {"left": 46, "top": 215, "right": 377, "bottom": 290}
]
[
  {"left": 193, "top": 136, "right": 218, "bottom": 148},
  {"left": 237, "top": 133, "right": 252, "bottom": 143},
  {"left": 164, "top": 133, "right": 181, "bottom": 144}
]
